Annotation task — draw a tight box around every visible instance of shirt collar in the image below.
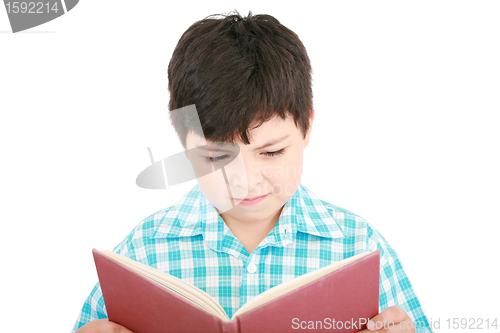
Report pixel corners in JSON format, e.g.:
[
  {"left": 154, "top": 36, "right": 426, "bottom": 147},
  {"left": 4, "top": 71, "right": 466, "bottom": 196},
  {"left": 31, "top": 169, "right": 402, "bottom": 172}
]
[{"left": 152, "top": 183, "right": 346, "bottom": 251}]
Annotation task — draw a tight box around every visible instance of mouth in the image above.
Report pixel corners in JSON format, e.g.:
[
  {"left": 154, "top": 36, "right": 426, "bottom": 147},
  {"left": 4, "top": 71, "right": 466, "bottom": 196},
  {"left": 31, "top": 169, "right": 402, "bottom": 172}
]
[
  {"left": 232, "top": 193, "right": 271, "bottom": 202},
  {"left": 231, "top": 193, "right": 270, "bottom": 201}
]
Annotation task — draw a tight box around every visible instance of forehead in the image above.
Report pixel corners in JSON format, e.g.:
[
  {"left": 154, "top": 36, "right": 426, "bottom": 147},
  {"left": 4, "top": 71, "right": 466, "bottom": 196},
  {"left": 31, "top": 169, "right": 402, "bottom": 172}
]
[{"left": 186, "top": 115, "right": 299, "bottom": 149}]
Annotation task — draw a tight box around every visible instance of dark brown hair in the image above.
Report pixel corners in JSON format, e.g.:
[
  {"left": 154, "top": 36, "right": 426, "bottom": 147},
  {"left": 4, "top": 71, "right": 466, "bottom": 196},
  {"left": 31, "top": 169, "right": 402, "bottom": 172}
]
[{"left": 168, "top": 11, "right": 313, "bottom": 148}]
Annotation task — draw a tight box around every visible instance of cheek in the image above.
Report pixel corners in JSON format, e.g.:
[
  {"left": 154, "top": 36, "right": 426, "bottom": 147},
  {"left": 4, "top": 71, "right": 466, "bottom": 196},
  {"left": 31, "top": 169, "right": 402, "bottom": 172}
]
[
  {"left": 266, "top": 154, "right": 304, "bottom": 190},
  {"left": 197, "top": 171, "right": 230, "bottom": 202},
  {"left": 283, "top": 151, "right": 304, "bottom": 178}
]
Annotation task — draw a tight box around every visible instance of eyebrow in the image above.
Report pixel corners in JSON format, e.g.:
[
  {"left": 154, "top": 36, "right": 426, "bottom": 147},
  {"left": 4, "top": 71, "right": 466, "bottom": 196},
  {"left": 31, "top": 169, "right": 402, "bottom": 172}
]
[
  {"left": 196, "top": 141, "right": 236, "bottom": 152},
  {"left": 253, "top": 134, "right": 290, "bottom": 150},
  {"left": 197, "top": 134, "right": 290, "bottom": 152}
]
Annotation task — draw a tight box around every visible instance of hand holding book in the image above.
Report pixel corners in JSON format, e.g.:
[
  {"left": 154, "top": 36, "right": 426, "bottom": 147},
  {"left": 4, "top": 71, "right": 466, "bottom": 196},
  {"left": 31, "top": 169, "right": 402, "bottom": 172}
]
[{"left": 75, "top": 319, "right": 135, "bottom": 333}]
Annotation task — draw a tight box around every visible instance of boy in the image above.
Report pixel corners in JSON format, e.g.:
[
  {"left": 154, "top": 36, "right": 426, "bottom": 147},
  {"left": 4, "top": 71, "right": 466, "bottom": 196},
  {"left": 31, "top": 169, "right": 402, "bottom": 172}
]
[{"left": 72, "top": 12, "right": 432, "bottom": 333}]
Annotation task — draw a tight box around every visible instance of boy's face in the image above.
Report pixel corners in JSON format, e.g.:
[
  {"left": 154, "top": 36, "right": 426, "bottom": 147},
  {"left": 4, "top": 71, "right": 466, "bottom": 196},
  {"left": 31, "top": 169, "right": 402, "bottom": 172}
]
[{"left": 184, "top": 111, "right": 314, "bottom": 223}]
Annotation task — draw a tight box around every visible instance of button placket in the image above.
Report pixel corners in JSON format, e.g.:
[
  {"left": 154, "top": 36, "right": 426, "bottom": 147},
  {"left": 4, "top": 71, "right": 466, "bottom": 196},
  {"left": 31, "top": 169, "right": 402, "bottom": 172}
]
[
  {"left": 246, "top": 252, "right": 259, "bottom": 274},
  {"left": 247, "top": 262, "right": 257, "bottom": 274}
]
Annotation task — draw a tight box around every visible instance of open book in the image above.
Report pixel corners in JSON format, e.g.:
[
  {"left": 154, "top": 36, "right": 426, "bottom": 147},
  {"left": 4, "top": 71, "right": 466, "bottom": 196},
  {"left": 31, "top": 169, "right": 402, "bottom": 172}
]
[{"left": 93, "top": 248, "right": 380, "bottom": 333}]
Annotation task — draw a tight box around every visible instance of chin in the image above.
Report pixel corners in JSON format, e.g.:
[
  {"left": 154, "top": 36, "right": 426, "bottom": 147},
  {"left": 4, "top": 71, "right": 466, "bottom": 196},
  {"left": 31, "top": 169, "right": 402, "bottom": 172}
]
[{"left": 231, "top": 212, "right": 270, "bottom": 222}]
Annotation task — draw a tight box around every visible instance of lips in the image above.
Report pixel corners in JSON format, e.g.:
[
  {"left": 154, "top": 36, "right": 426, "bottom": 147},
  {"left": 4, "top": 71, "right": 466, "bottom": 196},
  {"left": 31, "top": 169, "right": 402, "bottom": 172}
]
[{"left": 233, "top": 193, "right": 270, "bottom": 201}]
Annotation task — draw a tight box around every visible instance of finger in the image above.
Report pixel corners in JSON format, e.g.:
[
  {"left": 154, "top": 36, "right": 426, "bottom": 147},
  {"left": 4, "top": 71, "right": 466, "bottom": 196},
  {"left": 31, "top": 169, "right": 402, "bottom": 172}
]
[
  {"left": 368, "top": 306, "right": 407, "bottom": 331},
  {"left": 358, "top": 328, "right": 388, "bottom": 333},
  {"left": 102, "top": 320, "right": 135, "bottom": 333}
]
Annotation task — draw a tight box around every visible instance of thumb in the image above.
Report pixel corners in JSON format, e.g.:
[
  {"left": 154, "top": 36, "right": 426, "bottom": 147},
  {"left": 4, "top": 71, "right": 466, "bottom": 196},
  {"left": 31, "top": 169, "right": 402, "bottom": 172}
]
[{"left": 367, "top": 306, "right": 407, "bottom": 331}]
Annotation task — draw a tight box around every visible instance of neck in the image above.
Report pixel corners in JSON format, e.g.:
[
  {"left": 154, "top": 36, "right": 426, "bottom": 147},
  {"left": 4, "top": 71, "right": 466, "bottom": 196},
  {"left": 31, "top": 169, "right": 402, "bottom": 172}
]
[{"left": 220, "top": 207, "right": 283, "bottom": 254}]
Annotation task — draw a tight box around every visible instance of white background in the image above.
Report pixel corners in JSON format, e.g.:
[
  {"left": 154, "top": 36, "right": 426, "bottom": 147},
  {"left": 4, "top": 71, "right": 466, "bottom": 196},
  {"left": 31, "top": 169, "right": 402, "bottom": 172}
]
[{"left": 1, "top": 1, "right": 499, "bottom": 332}]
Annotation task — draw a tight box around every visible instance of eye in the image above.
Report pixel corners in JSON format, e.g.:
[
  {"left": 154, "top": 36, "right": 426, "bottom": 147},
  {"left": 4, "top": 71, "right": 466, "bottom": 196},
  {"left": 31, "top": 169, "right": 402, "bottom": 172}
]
[
  {"left": 262, "top": 148, "right": 286, "bottom": 157},
  {"left": 203, "top": 148, "right": 286, "bottom": 164},
  {"left": 203, "top": 155, "right": 229, "bottom": 163}
]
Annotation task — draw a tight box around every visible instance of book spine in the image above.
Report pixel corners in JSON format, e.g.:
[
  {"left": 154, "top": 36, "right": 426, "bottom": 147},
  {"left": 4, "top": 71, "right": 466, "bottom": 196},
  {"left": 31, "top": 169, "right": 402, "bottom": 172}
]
[{"left": 221, "top": 317, "right": 240, "bottom": 333}]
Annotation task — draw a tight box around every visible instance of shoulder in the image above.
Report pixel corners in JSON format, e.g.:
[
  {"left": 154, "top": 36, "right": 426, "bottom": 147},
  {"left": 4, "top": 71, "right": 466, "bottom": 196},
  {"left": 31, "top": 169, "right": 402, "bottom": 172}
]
[
  {"left": 111, "top": 184, "right": 202, "bottom": 259},
  {"left": 317, "top": 197, "right": 374, "bottom": 238},
  {"left": 320, "top": 198, "right": 400, "bottom": 266},
  {"left": 299, "top": 184, "right": 371, "bottom": 235},
  {"left": 308, "top": 188, "right": 395, "bottom": 248},
  {"left": 111, "top": 206, "right": 171, "bottom": 258}
]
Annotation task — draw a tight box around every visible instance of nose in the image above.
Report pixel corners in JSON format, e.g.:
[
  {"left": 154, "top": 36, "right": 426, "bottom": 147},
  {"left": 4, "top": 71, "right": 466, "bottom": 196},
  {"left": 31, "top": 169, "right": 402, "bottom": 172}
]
[{"left": 224, "top": 152, "right": 264, "bottom": 193}]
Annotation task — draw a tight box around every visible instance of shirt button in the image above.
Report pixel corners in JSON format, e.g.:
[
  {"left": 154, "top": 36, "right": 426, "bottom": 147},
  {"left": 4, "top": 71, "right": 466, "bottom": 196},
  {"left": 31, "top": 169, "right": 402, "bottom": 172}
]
[{"left": 247, "top": 263, "right": 257, "bottom": 274}]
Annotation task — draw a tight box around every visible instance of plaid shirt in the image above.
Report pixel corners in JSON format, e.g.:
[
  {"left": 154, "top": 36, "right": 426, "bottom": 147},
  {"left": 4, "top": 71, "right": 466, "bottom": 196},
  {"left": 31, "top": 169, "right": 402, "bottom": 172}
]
[{"left": 72, "top": 183, "right": 432, "bottom": 332}]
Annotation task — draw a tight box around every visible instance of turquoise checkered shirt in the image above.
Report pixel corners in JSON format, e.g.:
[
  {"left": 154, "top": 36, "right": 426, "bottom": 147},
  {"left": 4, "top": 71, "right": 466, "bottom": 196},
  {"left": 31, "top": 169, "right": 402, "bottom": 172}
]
[{"left": 71, "top": 183, "right": 432, "bottom": 332}]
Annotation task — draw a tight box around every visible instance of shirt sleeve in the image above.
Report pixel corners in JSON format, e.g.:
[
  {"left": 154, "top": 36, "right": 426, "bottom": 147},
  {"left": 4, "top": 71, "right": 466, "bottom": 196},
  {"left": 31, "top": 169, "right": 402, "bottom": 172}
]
[
  {"left": 368, "top": 225, "right": 433, "bottom": 333},
  {"left": 70, "top": 234, "right": 133, "bottom": 332},
  {"left": 70, "top": 281, "right": 108, "bottom": 333}
]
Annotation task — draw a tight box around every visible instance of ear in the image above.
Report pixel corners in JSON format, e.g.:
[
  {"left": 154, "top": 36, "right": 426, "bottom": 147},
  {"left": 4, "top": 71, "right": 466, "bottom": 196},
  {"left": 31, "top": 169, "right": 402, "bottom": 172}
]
[{"left": 304, "top": 109, "right": 315, "bottom": 148}]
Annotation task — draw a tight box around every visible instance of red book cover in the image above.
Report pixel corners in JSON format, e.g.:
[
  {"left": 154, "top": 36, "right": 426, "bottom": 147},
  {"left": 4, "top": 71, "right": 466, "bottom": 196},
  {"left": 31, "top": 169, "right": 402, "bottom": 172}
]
[{"left": 93, "top": 249, "right": 380, "bottom": 333}]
